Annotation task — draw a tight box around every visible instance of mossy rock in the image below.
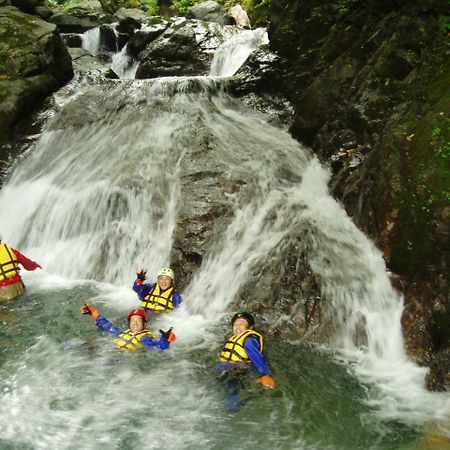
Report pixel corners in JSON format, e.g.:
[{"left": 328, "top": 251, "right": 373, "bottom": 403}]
[
  {"left": 0, "top": 6, "right": 73, "bottom": 138},
  {"left": 389, "top": 63, "right": 450, "bottom": 276}
]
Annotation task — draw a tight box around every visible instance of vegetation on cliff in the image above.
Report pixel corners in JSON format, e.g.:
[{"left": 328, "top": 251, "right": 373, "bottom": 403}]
[{"left": 267, "top": 0, "right": 449, "bottom": 388}]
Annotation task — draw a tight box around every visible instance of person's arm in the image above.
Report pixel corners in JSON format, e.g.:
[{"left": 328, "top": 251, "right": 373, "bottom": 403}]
[
  {"left": 132, "top": 280, "right": 153, "bottom": 300},
  {"left": 81, "top": 303, "right": 122, "bottom": 336},
  {"left": 173, "top": 291, "right": 183, "bottom": 308},
  {"left": 244, "top": 336, "right": 276, "bottom": 388},
  {"left": 12, "top": 248, "right": 41, "bottom": 271},
  {"left": 95, "top": 316, "right": 122, "bottom": 336},
  {"left": 243, "top": 336, "right": 271, "bottom": 375},
  {"left": 140, "top": 333, "right": 170, "bottom": 350}
]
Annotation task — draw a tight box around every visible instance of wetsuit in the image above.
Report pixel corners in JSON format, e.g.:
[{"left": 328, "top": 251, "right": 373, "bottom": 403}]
[
  {"left": 94, "top": 315, "right": 170, "bottom": 350},
  {"left": 133, "top": 280, "right": 183, "bottom": 313},
  {"left": 216, "top": 331, "right": 272, "bottom": 411}
]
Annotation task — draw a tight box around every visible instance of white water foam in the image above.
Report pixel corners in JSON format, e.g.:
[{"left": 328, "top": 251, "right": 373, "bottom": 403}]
[{"left": 209, "top": 27, "right": 269, "bottom": 77}]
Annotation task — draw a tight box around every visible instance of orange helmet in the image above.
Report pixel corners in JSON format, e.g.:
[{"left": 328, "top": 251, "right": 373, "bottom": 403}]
[{"left": 127, "top": 308, "right": 148, "bottom": 323}]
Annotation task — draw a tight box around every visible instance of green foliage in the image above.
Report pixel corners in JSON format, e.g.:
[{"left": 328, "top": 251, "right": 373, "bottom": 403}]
[
  {"left": 141, "top": 0, "right": 158, "bottom": 14},
  {"left": 332, "top": 3, "right": 349, "bottom": 17},
  {"left": 439, "top": 14, "right": 450, "bottom": 33},
  {"left": 432, "top": 126, "right": 442, "bottom": 137},
  {"left": 171, "top": 0, "right": 204, "bottom": 15},
  {"left": 436, "top": 141, "right": 450, "bottom": 159}
]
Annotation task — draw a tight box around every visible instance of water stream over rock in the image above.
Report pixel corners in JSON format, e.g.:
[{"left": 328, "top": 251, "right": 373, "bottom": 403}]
[{"left": 0, "top": 26, "right": 448, "bottom": 449}]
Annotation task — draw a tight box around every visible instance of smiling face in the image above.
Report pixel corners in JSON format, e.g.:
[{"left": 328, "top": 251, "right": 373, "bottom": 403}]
[
  {"left": 129, "top": 315, "right": 145, "bottom": 333},
  {"left": 158, "top": 275, "right": 172, "bottom": 291},
  {"left": 232, "top": 318, "right": 250, "bottom": 336}
]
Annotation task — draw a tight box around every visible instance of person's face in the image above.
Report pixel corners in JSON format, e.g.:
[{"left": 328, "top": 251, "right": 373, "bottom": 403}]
[
  {"left": 129, "top": 315, "right": 145, "bottom": 333},
  {"left": 158, "top": 275, "right": 172, "bottom": 291},
  {"left": 232, "top": 318, "right": 250, "bottom": 336}
]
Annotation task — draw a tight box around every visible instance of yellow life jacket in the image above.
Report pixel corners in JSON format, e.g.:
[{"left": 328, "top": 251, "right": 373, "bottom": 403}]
[
  {"left": 114, "top": 329, "right": 156, "bottom": 351},
  {"left": 141, "top": 283, "right": 174, "bottom": 312},
  {"left": 219, "top": 330, "right": 264, "bottom": 363},
  {"left": 0, "top": 243, "right": 20, "bottom": 282}
]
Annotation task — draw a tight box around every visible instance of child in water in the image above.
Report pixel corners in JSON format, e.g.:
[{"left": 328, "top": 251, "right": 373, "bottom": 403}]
[
  {"left": 216, "top": 312, "right": 276, "bottom": 411},
  {"left": 133, "top": 267, "right": 183, "bottom": 315},
  {"left": 81, "top": 302, "right": 176, "bottom": 351}
]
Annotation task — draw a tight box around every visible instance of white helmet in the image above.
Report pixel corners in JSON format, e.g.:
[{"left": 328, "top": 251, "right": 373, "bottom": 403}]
[{"left": 157, "top": 267, "right": 175, "bottom": 281}]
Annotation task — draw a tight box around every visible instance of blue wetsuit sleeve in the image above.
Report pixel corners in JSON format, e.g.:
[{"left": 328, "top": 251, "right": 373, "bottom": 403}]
[
  {"left": 140, "top": 334, "right": 170, "bottom": 350},
  {"left": 173, "top": 291, "right": 183, "bottom": 308},
  {"left": 95, "top": 316, "right": 122, "bottom": 336},
  {"left": 133, "top": 281, "right": 154, "bottom": 300},
  {"left": 243, "top": 336, "right": 271, "bottom": 376}
]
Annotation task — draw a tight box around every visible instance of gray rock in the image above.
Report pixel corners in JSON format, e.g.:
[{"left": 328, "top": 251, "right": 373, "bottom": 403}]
[
  {"left": 48, "top": 12, "right": 102, "bottom": 33},
  {"left": 136, "top": 19, "right": 230, "bottom": 78},
  {"left": 65, "top": 0, "right": 103, "bottom": 14},
  {"left": 188, "top": 0, "right": 234, "bottom": 25},
  {"left": 114, "top": 7, "right": 148, "bottom": 22},
  {"left": 127, "top": 19, "right": 169, "bottom": 56},
  {"left": 99, "top": 24, "right": 118, "bottom": 52},
  {"left": 61, "top": 33, "right": 84, "bottom": 48}
]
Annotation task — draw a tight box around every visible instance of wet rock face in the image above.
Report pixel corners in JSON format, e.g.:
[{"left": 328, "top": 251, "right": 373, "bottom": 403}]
[
  {"left": 126, "top": 18, "right": 169, "bottom": 56},
  {"left": 267, "top": 0, "right": 450, "bottom": 389},
  {"left": 426, "top": 349, "right": 450, "bottom": 391},
  {"left": 0, "top": 6, "right": 73, "bottom": 142},
  {"left": 136, "top": 18, "right": 230, "bottom": 78}
]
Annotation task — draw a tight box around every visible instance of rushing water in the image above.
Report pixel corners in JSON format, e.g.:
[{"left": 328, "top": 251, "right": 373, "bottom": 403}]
[{"left": 0, "top": 28, "right": 449, "bottom": 450}]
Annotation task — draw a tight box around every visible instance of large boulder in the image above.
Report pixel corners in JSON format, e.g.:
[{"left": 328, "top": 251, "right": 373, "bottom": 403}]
[
  {"left": 48, "top": 11, "right": 102, "bottom": 33},
  {"left": 127, "top": 17, "right": 169, "bottom": 57},
  {"left": 136, "top": 18, "right": 231, "bottom": 78},
  {"left": 229, "top": 4, "right": 250, "bottom": 29},
  {"left": 48, "top": 1, "right": 114, "bottom": 33},
  {"left": 0, "top": 6, "right": 73, "bottom": 141},
  {"left": 187, "top": 0, "right": 234, "bottom": 25}
]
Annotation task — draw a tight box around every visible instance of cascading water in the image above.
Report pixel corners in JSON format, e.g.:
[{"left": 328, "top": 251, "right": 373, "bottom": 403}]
[
  {"left": 0, "top": 27, "right": 448, "bottom": 450},
  {"left": 111, "top": 43, "right": 140, "bottom": 79},
  {"left": 81, "top": 27, "right": 101, "bottom": 55},
  {"left": 210, "top": 27, "right": 269, "bottom": 76}
]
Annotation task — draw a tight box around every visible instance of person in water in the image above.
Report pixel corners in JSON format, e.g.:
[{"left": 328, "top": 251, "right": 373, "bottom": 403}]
[
  {"left": 216, "top": 312, "right": 276, "bottom": 411},
  {"left": 0, "top": 235, "right": 41, "bottom": 301},
  {"left": 81, "top": 302, "right": 176, "bottom": 351},
  {"left": 133, "top": 267, "right": 182, "bottom": 315}
]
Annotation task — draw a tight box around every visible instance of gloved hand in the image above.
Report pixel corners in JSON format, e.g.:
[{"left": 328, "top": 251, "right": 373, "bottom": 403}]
[
  {"left": 136, "top": 269, "right": 147, "bottom": 283},
  {"left": 80, "top": 302, "right": 101, "bottom": 320},
  {"left": 159, "top": 327, "right": 176, "bottom": 343},
  {"left": 256, "top": 374, "right": 276, "bottom": 389}
]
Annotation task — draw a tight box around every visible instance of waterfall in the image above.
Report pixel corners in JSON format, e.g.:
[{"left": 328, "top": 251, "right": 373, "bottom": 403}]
[
  {"left": 81, "top": 27, "right": 101, "bottom": 55},
  {"left": 111, "top": 43, "right": 139, "bottom": 79},
  {"left": 209, "top": 28, "right": 269, "bottom": 76},
  {"left": 0, "top": 23, "right": 448, "bottom": 449}
]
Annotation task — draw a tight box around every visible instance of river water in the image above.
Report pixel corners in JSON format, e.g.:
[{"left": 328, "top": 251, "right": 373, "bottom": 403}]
[{"left": 0, "top": 27, "right": 449, "bottom": 450}]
